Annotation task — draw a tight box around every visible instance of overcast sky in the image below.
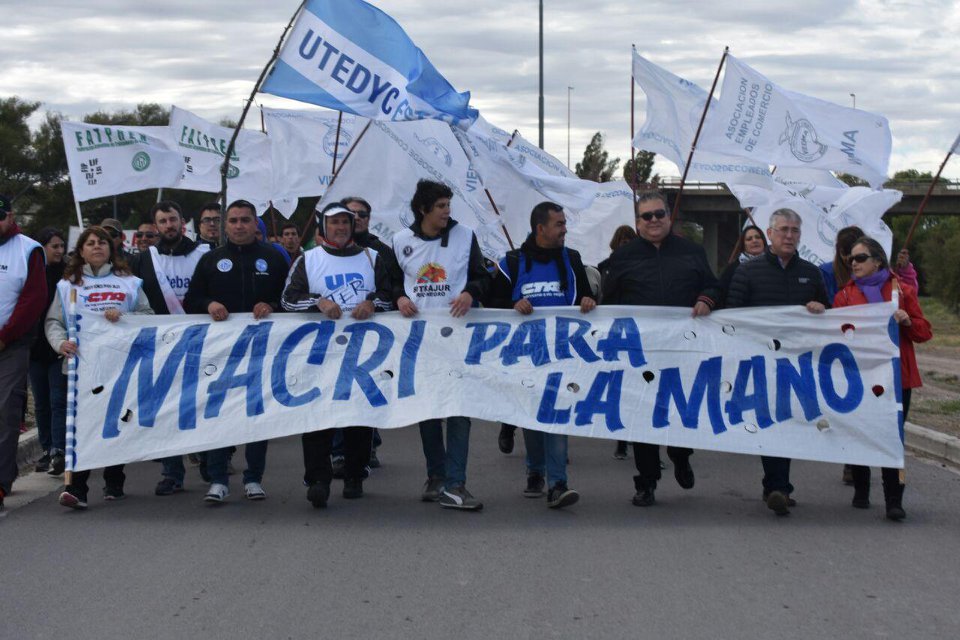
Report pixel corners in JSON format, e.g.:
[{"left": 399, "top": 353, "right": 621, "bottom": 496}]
[{"left": 2, "top": 0, "right": 958, "bottom": 180}]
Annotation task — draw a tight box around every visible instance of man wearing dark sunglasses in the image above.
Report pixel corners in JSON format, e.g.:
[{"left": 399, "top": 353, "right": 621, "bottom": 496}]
[
  {"left": 726, "top": 208, "right": 829, "bottom": 516},
  {"left": 601, "top": 191, "right": 720, "bottom": 508},
  {"left": 134, "top": 223, "right": 159, "bottom": 253}
]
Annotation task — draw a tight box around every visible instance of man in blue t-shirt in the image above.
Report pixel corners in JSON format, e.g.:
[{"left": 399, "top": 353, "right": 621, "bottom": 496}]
[{"left": 489, "top": 201, "right": 596, "bottom": 509}]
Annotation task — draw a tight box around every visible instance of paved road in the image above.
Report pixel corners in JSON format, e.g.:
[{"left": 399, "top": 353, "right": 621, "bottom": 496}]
[{"left": 3, "top": 422, "right": 960, "bottom": 639}]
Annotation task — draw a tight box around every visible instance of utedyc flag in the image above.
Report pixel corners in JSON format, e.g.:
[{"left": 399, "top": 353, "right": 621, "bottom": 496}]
[
  {"left": 699, "top": 55, "right": 892, "bottom": 188},
  {"left": 261, "top": 0, "right": 477, "bottom": 127}
]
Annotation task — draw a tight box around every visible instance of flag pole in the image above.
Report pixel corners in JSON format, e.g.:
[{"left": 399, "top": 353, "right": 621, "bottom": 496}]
[
  {"left": 630, "top": 44, "right": 636, "bottom": 201},
  {"left": 903, "top": 132, "right": 958, "bottom": 247},
  {"left": 482, "top": 189, "right": 516, "bottom": 250},
  {"left": 298, "top": 120, "right": 372, "bottom": 247},
  {"left": 73, "top": 199, "right": 83, "bottom": 229},
  {"left": 219, "top": 0, "right": 307, "bottom": 240},
  {"left": 331, "top": 111, "right": 344, "bottom": 175},
  {"left": 63, "top": 288, "right": 78, "bottom": 488},
  {"left": 672, "top": 46, "right": 729, "bottom": 221}
]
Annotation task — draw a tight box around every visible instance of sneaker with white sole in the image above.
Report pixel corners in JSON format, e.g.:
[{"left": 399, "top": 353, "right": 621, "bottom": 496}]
[
  {"left": 439, "top": 485, "right": 483, "bottom": 511},
  {"left": 59, "top": 490, "right": 88, "bottom": 510},
  {"left": 204, "top": 483, "right": 229, "bottom": 503},
  {"left": 244, "top": 482, "right": 266, "bottom": 500}
]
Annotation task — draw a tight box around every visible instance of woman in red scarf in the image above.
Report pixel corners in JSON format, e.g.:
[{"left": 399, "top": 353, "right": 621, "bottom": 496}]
[{"left": 833, "top": 236, "right": 932, "bottom": 521}]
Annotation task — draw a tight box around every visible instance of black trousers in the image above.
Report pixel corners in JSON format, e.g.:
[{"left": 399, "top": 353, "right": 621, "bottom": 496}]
[
  {"left": 67, "top": 465, "right": 126, "bottom": 500},
  {"left": 303, "top": 426, "right": 372, "bottom": 485},
  {"left": 851, "top": 387, "right": 912, "bottom": 494},
  {"left": 633, "top": 444, "right": 692, "bottom": 490}
]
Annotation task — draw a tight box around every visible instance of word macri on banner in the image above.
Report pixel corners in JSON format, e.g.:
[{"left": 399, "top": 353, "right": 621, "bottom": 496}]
[{"left": 72, "top": 306, "right": 902, "bottom": 472}]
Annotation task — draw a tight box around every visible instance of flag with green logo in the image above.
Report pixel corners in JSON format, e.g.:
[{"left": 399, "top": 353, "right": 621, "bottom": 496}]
[{"left": 61, "top": 122, "right": 183, "bottom": 202}]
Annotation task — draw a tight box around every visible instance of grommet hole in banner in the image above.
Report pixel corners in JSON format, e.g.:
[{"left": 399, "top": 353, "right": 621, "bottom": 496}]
[
  {"left": 566, "top": 382, "right": 580, "bottom": 393},
  {"left": 841, "top": 323, "right": 856, "bottom": 338},
  {"left": 335, "top": 335, "right": 348, "bottom": 345},
  {"left": 767, "top": 338, "right": 782, "bottom": 351},
  {"left": 642, "top": 371, "right": 655, "bottom": 383},
  {"left": 440, "top": 327, "right": 453, "bottom": 337},
  {"left": 379, "top": 370, "right": 394, "bottom": 380},
  {"left": 203, "top": 364, "right": 218, "bottom": 376},
  {"left": 721, "top": 324, "right": 736, "bottom": 335},
  {"left": 91, "top": 385, "right": 104, "bottom": 395}
]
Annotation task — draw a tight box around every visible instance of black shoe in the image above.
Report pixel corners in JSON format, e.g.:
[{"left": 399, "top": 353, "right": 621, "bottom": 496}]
[
  {"left": 343, "top": 478, "right": 364, "bottom": 499},
  {"left": 155, "top": 478, "right": 184, "bottom": 496},
  {"left": 498, "top": 425, "right": 515, "bottom": 454},
  {"left": 307, "top": 482, "right": 330, "bottom": 508},
  {"left": 523, "top": 473, "right": 545, "bottom": 498},
  {"left": 48, "top": 452, "right": 65, "bottom": 477},
  {"left": 632, "top": 487, "right": 655, "bottom": 507},
  {"left": 547, "top": 483, "right": 579, "bottom": 509},
  {"left": 35, "top": 453, "right": 51, "bottom": 473},
  {"left": 369, "top": 450, "right": 381, "bottom": 469},
  {"left": 884, "top": 483, "right": 906, "bottom": 521},
  {"left": 765, "top": 490, "right": 790, "bottom": 515},
  {"left": 613, "top": 442, "right": 628, "bottom": 460},
  {"left": 673, "top": 456, "right": 695, "bottom": 489},
  {"left": 421, "top": 476, "right": 445, "bottom": 502},
  {"left": 852, "top": 485, "right": 870, "bottom": 509},
  {"left": 103, "top": 485, "right": 125, "bottom": 501},
  {"left": 763, "top": 491, "right": 797, "bottom": 507},
  {"left": 331, "top": 456, "right": 345, "bottom": 479}
]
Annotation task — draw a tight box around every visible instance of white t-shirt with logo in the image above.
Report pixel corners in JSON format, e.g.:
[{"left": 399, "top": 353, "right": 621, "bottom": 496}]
[{"left": 392, "top": 224, "right": 473, "bottom": 310}]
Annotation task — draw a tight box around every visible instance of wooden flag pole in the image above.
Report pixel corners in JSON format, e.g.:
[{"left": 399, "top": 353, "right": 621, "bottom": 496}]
[
  {"left": 903, "top": 133, "right": 958, "bottom": 247},
  {"left": 219, "top": 0, "right": 307, "bottom": 244},
  {"left": 672, "top": 46, "right": 729, "bottom": 221},
  {"left": 630, "top": 44, "right": 636, "bottom": 201}
]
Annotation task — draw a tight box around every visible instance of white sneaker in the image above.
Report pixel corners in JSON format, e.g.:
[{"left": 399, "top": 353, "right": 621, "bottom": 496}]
[
  {"left": 204, "top": 483, "right": 229, "bottom": 503},
  {"left": 244, "top": 482, "right": 266, "bottom": 500}
]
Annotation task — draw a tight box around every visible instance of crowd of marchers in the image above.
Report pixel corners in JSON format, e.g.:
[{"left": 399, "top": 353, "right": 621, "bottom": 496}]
[{"left": 0, "top": 182, "right": 931, "bottom": 521}]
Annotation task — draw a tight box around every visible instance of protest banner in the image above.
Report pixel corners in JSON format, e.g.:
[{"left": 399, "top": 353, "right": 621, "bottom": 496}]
[
  {"left": 260, "top": 0, "right": 477, "bottom": 127},
  {"left": 699, "top": 55, "right": 892, "bottom": 188},
  {"left": 61, "top": 122, "right": 183, "bottom": 203},
  {"left": 72, "top": 305, "right": 902, "bottom": 472}
]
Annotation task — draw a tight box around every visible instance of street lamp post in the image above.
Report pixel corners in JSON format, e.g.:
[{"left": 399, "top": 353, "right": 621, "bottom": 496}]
[{"left": 567, "top": 86, "right": 573, "bottom": 169}]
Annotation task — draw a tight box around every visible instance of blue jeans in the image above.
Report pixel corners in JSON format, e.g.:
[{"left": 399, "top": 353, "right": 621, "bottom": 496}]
[
  {"left": 418, "top": 417, "right": 470, "bottom": 489},
  {"left": 160, "top": 456, "right": 185, "bottom": 483},
  {"left": 206, "top": 441, "right": 268, "bottom": 486},
  {"left": 28, "top": 359, "right": 67, "bottom": 454},
  {"left": 523, "top": 429, "right": 568, "bottom": 486}
]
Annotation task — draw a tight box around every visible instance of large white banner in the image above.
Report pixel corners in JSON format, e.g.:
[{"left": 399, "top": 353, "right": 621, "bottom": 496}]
[
  {"left": 318, "top": 119, "right": 510, "bottom": 260},
  {"left": 61, "top": 122, "right": 183, "bottom": 202},
  {"left": 168, "top": 106, "right": 274, "bottom": 205},
  {"left": 262, "top": 107, "right": 359, "bottom": 199},
  {"left": 699, "top": 55, "right": 892, "bottom": 188},
  {"left": 71, "top": 305, "right": 903, "bottom": 471},
  {"left": 630, "top": 50, "right": 774, "bottom": 201}
]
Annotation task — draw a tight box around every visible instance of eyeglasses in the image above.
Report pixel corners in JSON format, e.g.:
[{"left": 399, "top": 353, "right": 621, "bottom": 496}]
[
  {"left": 848, "top": 253, "right": 875, "bottom": 264},
  {"left": 354, "top": 211, "right": 370, "bottom": 219},
  {"left": 773, "top": 226, "right": 801, "bottom": 236},
  {"left": 134, "top": 231, "right": 158, "bottom": 239},
  {"left": 200, "top": 217, "right": 221, "bottom": 225},
  {"left": 106, "top": 229, "right": 120, "bottom": 239},
  {"left": 638, "top": 209, "right": 668, "bottom": 221}
]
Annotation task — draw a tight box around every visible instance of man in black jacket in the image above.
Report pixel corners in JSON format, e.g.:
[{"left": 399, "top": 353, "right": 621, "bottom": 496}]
[
  {"left": 130, "top": 200, "right": 210, "bottom": 496},
  {"left": 725, "top": 207, "right": 828, "bottom": 516},
  {"left": 601, "top": 191, "right": 720, "bottom": 507},
  {"left": 183, "top": 200, "right": 290, "bottom": 504}
]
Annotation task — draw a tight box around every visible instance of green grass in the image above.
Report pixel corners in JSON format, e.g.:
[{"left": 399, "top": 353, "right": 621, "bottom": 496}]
[{"left": 918, "top": 297, "right": 960, "bottom": 348}]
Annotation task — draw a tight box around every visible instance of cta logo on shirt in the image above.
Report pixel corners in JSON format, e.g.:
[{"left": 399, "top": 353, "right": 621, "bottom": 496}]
[{"left": 414, "top": 262, "right": 451, "bottom": 298}]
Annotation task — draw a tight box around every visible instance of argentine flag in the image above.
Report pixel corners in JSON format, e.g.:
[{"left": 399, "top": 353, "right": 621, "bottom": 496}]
[{"left": 261, "top": 0, "right": 477, "bottom": 128}]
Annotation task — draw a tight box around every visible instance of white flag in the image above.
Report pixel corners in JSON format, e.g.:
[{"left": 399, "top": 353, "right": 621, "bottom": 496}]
[
  {"left": 318, "top": 119, "right": 510, "bottom": 260},
  {"left": 61, "top": 122, "right": 183, "bottom": 202},
  {"left": 699, "top": 55, "right": 892, "bottom": 188},
  {"left": 262, "top": 107, "right": 358, "bottom": 198},
  {"left": 458, "top": 117, "right": 598, "bottom": 211},
  {"left": 630, "top": 50, "right": 774, "bottom": 198},
  {"left": 168, "top": 106, "right": 274, "bottom": 205},
  {"left": 563, "top": 181, "right": 636, "bottom": 267}
]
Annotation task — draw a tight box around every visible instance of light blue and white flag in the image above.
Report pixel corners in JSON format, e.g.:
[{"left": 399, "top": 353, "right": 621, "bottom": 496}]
[
  {"left": 630, "top": 50, "right": 774, "bottom": 204},
  {"left": 699, "top": 55, "right": 892, "bottom": 188},
  {"left": 261, "top": 0, "right": 477, "bottom": 128}
]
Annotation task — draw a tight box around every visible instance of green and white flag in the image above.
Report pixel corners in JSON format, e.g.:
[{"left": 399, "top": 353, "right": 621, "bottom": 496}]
[{"left": 61, "top": 122, "right": 183, "bottom": 202}]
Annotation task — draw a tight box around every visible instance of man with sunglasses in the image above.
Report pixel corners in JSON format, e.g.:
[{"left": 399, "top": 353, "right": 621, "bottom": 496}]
[
  {"left": 134, "top": 223, "right": 159, "bottom": 254},
  {"left": 130, "top": 200, "right": 210, "bottom": 497},
  {"left": 0, "top": 195, "right": 48, "bottom": 511},
  {"left": 196, "top": 202, "right": 222, "bottom": 250},
  {"left": 600, "top": 191, "right": 720, "bottom": 508},
  {"left": 726, "top": 208, "right": 828, "bottom": 516}
]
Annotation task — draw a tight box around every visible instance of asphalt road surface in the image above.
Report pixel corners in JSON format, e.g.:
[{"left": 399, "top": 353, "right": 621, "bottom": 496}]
[{"left": 3, "top": 422, "right": 960, "bottom": 639}]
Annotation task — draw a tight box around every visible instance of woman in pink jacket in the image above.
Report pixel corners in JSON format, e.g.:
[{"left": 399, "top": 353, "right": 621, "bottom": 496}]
[{"left": 833, "top": 236, "right": 932, "bottom": 521}]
